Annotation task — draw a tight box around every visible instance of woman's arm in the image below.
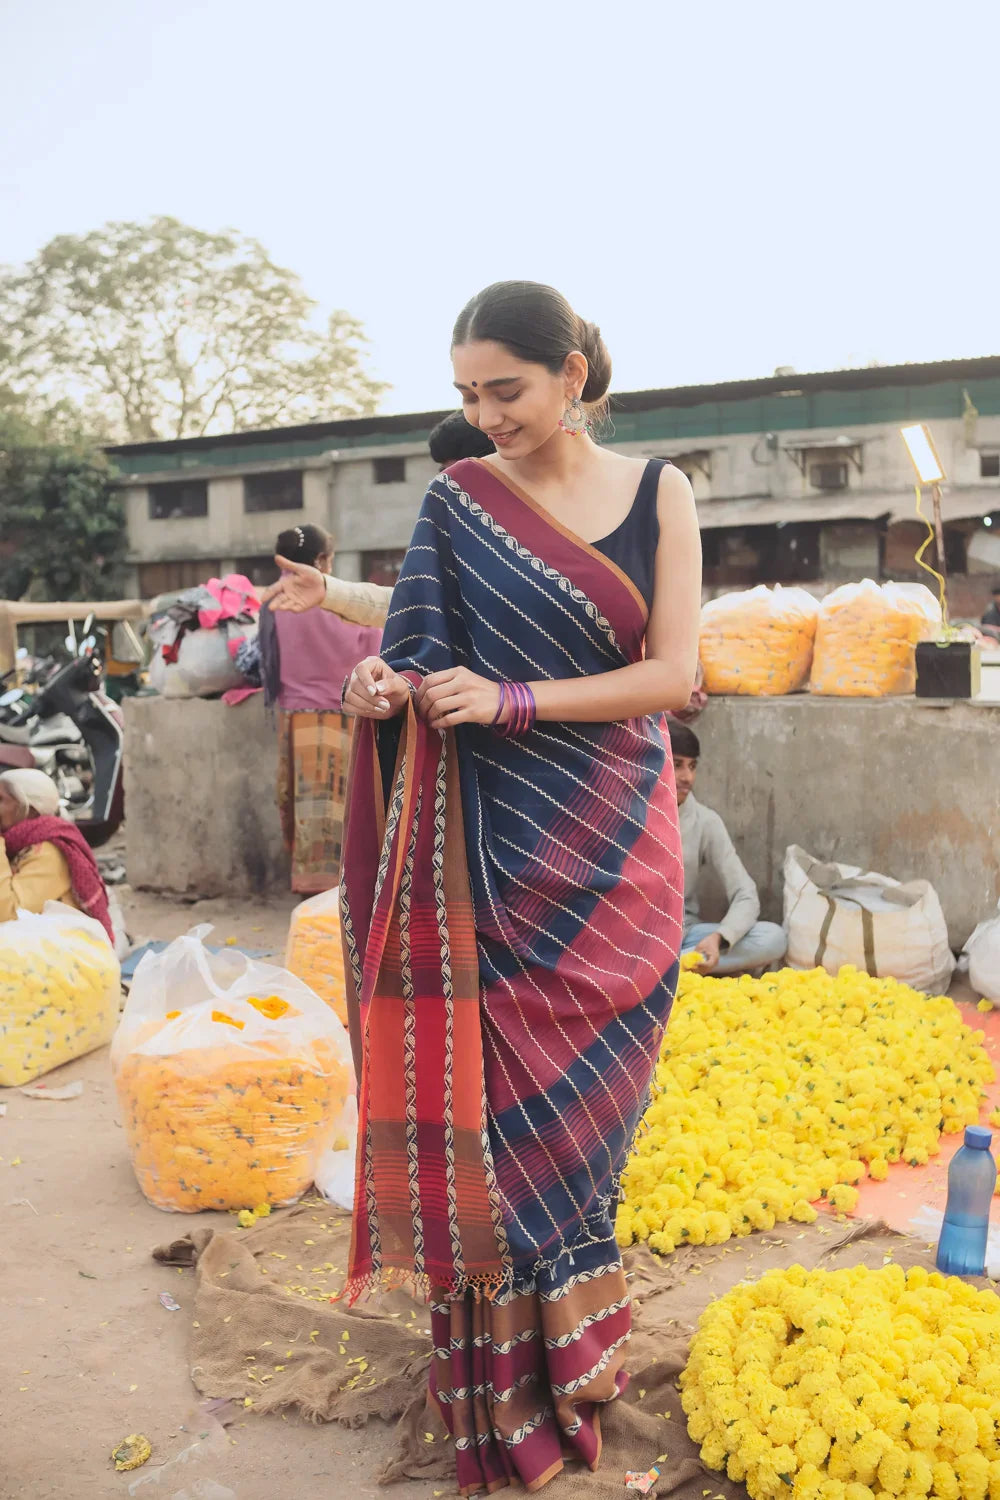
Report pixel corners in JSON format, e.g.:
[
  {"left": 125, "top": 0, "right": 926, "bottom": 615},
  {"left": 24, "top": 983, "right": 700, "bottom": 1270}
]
[
  {"left": 321, "top": 574, "right": 392, "bottom": 629},
  {"left": 0, "top": 840, "right": 71, "bottom": 921},
  {"left": 260, "top": 560, "right": 391, "bottom": 628},
  {"left": 533, "top": 465, "right": 701, "bottom": 718},
  {"left": 418, "top": 466, "right": 703, "bottom": 727}
]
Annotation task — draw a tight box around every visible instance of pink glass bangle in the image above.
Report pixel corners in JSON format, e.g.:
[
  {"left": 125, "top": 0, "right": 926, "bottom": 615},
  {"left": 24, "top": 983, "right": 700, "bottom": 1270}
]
[{"left": 493, "top": 680, "right": 536, "bottom": 738}]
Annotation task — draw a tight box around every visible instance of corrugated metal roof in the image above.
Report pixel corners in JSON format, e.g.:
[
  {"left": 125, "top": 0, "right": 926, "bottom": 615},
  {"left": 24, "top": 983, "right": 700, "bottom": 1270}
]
[
  {"left": 697, "top": 487, "right": 1000, "bottom": 531},
  {"left": 106, "top": 355, "right": 1000, "bottom": 464}
]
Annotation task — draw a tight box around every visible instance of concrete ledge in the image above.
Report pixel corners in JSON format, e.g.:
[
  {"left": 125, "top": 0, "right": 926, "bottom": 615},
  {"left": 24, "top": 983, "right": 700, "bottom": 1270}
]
[
  {"left": 124, "top": 694, "right": 291, "bottom": 898},
  {"left": 694, "top": 694, "right": 1000, "bottom": 950},
  {"left": 123, "top": 691, "right": 1000, "bottom": 946}
]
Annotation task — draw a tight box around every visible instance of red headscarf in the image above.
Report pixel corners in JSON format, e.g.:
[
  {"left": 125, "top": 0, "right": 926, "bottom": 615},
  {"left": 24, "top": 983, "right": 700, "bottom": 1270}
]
[{"left": 4, "top": 816, "right": 114, "bottom": 942}]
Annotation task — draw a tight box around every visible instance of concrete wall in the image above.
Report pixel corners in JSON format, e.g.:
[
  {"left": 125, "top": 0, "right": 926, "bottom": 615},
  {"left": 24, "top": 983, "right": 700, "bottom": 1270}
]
[
  {"left": 124, "top": 690, "right": 1000, "bottom": 953},
  {"left": 693, "top": 696, "right": 1000, "bottom": 950},
  {"left": 124, "top": 695, "right": 290, "bottom": 898}
]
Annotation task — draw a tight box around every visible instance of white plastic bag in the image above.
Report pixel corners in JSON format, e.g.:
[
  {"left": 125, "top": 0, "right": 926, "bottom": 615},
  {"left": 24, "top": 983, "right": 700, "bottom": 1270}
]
[
  {"left": 285, "top": 888, "right": 348, "bottom": 1025},
  {"left": 783, "top": 845, "right": 955, "bottom": 995},
  {"left": 699, "top": 585, "right": 819, "bottom": 696},
  {"left": 0, "top": 902, "right": 120, "bottom": 1086},
  {"left": 964, "top": 903, "right": 1000, "bottom": 1004},
  {"left": 112, "top": 925, "right": 355, "bottom": 1212},
  {"left": 314, "top": 1093, "right": 359, "bottom": 1211},
  {"left": 810, "top": 580, "right": 941, "bottom": 697},
  {"left": 149, "top": 625, "right": 255, "bottom": 699}
]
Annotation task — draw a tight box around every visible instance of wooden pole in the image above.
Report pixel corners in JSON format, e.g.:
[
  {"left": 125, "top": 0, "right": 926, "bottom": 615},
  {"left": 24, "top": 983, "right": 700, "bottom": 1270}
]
[
  {"left": 931, "top": 482, "right": 948, "bottom": 590},
  {"left": 3, "top": 599, "right": 148, "bottom": 626},
  {"left": 0, "top": 604, "right": 16, "bottom": 678}
]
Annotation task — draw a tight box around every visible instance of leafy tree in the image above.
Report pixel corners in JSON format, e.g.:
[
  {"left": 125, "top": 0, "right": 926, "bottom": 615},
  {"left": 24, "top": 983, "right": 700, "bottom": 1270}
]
[
  {"left": 0, "top": 217, "right": 387, "bottom": 442},
  {"left": 0, "top": 417, "right": 126, "bottom": 601}
]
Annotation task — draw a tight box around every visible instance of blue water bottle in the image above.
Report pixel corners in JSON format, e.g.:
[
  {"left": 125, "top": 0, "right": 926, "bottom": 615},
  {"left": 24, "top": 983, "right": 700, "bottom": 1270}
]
[{"left": 936, "top": 1125, "right": 997, "bottom": 1276}]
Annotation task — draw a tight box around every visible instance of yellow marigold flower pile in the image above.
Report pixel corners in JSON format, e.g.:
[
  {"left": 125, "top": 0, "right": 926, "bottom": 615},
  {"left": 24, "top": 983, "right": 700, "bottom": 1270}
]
[
  {"left": 616, "top": 966, "right": 992, "bottom": 1255},
  {"left": 114, "top": 995, "right": 352, "bottom": 1213},
  {"left": 0, "top": 916, "right": 120, "bottom": 1086},
  {"left": 681, "top": 1263, "right": 1000, "bottom": 1500}
]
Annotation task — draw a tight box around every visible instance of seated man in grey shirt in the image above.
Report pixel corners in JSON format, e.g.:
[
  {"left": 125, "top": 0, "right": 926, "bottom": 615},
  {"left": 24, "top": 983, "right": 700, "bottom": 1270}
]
[{"left": 668, "top": 719, "right": 787, "bottom": 977}]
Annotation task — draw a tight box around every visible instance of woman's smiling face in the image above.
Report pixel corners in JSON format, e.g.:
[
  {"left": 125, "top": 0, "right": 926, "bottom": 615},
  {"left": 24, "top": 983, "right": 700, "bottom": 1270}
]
[{"left": 451, "top": 340, "right": 585, "bottom": 461}]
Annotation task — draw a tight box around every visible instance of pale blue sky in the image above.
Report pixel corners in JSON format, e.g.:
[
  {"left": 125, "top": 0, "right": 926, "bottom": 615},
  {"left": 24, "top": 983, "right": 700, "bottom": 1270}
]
[{"left": 3, "top": 0, "right": 997, "bottom": 415}]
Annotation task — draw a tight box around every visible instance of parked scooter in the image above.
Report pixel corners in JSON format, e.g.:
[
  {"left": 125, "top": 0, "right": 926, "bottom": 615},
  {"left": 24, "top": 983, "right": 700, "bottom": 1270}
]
[{"left": 0, "top": 616, "right": 125, "bottom": 847}]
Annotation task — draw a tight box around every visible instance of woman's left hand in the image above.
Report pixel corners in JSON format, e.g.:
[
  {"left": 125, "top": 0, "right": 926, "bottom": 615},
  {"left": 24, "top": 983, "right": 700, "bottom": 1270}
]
[{"left": 415, "top": 667, "right": 503, "bottom": 730}]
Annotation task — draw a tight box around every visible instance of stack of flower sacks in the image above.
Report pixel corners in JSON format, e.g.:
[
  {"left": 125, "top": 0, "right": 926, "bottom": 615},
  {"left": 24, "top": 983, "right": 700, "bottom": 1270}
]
[
  {"left": 0, "top": 905, "right": 120, "bottom": 1086},
  {"left": 112, "top": 926, "right": 354, "bottom": 1212},
  {"left": 810, "top": 580, "right": 940, "bottom": 696},
  {"left": 699, "top": 585, "right": 819, "bottom": 696}
]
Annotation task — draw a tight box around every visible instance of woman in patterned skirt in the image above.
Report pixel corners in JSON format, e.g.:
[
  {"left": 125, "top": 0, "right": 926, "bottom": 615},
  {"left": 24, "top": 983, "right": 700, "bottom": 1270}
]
[{"left": 259, "top": 523, "right": 381, "bottom": 893}]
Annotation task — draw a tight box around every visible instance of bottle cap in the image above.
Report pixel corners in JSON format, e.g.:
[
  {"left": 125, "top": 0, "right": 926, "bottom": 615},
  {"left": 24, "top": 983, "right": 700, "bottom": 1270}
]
[{"left": 965, "top": 1125, "right": 993, "bottom": 1149}]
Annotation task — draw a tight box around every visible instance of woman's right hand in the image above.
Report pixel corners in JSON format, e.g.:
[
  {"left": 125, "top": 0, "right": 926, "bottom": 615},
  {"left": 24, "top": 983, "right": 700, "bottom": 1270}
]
[
  {"left": 343, "top": 657, "right": 412, "bottom": 719},
  {"left": 260, "top": 556, "right": 325, "bottom": 613}
]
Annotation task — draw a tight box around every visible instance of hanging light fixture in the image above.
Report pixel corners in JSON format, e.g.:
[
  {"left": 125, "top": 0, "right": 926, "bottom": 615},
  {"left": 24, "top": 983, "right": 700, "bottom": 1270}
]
[{"left": 900, "top": 423, "right": 946, "bottom": 486}]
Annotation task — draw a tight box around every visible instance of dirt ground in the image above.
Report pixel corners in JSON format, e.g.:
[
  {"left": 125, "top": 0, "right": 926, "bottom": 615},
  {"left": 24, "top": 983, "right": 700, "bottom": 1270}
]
[
  {"left": 2, "top": 882, "right": 987, "bottom": 1500},
  {"left": 0, "top": 884, "right": 431, "bottom": 1500}
]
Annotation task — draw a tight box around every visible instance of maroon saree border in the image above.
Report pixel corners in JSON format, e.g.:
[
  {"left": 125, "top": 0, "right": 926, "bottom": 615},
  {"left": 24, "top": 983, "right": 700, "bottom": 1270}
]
[{"left": 449, "top": 458, "right": 650, "bottom": 658}]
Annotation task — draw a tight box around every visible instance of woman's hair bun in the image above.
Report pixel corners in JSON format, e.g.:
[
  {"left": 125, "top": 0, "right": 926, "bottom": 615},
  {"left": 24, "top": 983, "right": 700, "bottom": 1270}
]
[
  {"left": 577, "top": 318, "right": 612, "bottom": 405},
  {"left": 452, "top": 283, "right": 614, "bottom": 419}
]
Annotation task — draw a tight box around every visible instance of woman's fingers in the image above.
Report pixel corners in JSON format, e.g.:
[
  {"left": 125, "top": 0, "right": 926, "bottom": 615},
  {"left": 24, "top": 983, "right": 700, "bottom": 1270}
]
[
  {"left": 344, "top": 688, "right": 390, "bottom": 717},
  {"left": 426, "top": 691, "right": 466, "bottom": 726},
  {"left": 353, "top": 660, "right": 380, "bottom": 697},
  {"left": 416, "top": 668, "right": 455, "bottom": 705}
]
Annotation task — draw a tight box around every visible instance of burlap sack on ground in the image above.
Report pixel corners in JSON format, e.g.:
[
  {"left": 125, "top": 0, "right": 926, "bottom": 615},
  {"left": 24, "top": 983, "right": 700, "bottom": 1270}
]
[{"left": 154, "top": 1207, "right": 936, "bottom": 1498}]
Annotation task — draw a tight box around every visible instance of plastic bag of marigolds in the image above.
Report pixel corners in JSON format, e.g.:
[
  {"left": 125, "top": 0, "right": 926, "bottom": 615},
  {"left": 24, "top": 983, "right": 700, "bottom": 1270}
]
[
  {"left": 285, "top": 888, "right": 348, "bottom": 1026},
  {"left": 699, "top": 584, "right": 819, "bottom": 696},
  {"left": 111, "top": 925, "right": 354, "bottom": 1213},
  {"left": 0, "top": 903, "right": 120, "bottom": 1086}
]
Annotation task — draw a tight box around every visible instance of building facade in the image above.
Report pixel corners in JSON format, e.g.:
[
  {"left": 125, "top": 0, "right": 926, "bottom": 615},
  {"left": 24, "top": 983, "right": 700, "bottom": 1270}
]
[{"left": 108, "top": 356, "right": 1000, "bottom": 616}]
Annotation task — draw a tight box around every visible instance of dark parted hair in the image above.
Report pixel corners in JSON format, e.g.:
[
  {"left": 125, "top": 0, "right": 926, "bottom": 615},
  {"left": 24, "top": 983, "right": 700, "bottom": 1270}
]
[
  {"left": 667, "top": 719, "right": 701, "bottom": 760},
  {"left": 276, "top": 524, "right": 332, "bottom": 565},
  {"left": 428, "top": 410, "right": 496, "bottom": 466},
  {"left": 452, "top": 281, "right": 613, "bottom": 422}
]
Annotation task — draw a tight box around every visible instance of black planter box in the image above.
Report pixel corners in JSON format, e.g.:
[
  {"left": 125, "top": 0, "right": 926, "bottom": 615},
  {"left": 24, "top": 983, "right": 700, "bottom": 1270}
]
[{"left": 915, "top": 641, "right": 981, "bottom": 699}]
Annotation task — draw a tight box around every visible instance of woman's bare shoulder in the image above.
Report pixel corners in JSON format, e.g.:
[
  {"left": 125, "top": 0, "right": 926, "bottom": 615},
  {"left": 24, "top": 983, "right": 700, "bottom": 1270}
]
[{"left": 656, "top": 461, "right": 696, "bottom": 510}]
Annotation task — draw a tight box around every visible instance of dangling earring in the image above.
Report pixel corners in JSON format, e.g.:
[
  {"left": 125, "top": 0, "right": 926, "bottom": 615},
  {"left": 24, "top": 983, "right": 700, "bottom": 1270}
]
[{"left": 559, "top": 396, "right": 589, "bottom": 437}]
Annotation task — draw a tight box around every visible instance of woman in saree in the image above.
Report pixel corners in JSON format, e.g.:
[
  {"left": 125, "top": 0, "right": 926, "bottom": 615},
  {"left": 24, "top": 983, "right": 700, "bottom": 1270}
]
[
  {"left": 0, "top": 768, "right": 114, "bottom": 939},
  {"left": 267, "top": 280, "right": 701, "bottom": 1494}
]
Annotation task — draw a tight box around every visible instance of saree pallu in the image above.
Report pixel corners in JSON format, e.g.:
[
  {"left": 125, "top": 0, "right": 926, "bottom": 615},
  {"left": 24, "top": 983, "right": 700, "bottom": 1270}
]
[
  {"left": 340, "top": 458, "right": 684, "bottom": 1494},
  {"left": 277, "top": 709, "right": 350, "bottom": 893}
]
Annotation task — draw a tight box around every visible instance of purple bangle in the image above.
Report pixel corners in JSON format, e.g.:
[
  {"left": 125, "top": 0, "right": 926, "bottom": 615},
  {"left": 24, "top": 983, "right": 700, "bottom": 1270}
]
[
  {"left": 522, "top": 683, "right": 536, "bottom": 733},
  {"left": 490, "top": 680, "right": 508, "bottom": 729},
  {"left": 509, "top": 681, "right": 526, "bottom": 737},
  {"left": 509, "top": 684, "right": 524, "bottom": 735}
]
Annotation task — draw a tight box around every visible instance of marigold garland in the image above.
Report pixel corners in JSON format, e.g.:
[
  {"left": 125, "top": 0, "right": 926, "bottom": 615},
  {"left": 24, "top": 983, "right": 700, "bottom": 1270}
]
[
  {"left": 681, "top": 1263, "right": 1000, "bottom": 1499},
  {"left": 615, "top": 966, "right": 993, "bottom": 1255}
]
